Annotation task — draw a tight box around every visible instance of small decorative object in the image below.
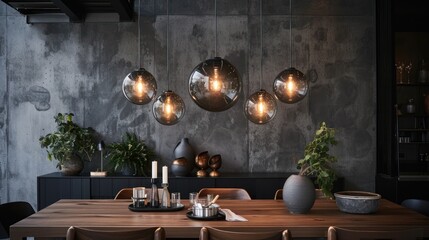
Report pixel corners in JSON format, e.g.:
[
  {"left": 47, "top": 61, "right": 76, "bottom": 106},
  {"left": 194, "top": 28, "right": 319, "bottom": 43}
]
[
  {"left": 132, "top": 187, "right": 146, "bottom": 208},
  {"left": 171, "top": 157, "right": 191, "bottom": 177},
  {"left": 91, "top": 141, "right": 107, "bottom": 177},
  {"left": 283, "top": 122, "right": 337, "bottom": 214},
  {"left": 39, "top": 113, "right": 97, "bottom": 176},
  {"left": 150, "top": 161, "right": 159, "bottom": 207},
  {"left": 208, "top": 154, "right": 222, "bottom": 177},
  {"left": 334, "top": 191, "right": 381, "bottom": 214},
  {"left": 406, "top": 98, "right": 416, "bottom": 114},
  {"left": 418, "top": 59, "right": 428, "bottom": 83},
  {"left": 173, "top": 138, "right": 195, "bottom": 173},
  {"left": 405, "top": 61, "right": 413, "bottom": 84},
  {"left": 195, "top": 151, "right": 210, "bottom": 177},
  {"left": 106, "top": 132, "right": 155, "bottom": 176},
  {"left": 161, "top": 166, "right": 170, "bottom": 208}
]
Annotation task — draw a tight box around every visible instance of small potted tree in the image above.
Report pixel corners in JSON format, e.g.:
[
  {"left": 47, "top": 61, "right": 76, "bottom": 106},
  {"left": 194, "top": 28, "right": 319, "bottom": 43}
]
[
  {"left": 107, "top": 132, "right": 155, "bottom": 176},
  {"left": 282, "top": 122, "right": 337, "bottom": 213},
  {"left": 39, "top": 113, "right": 97, "bottom": 176}
]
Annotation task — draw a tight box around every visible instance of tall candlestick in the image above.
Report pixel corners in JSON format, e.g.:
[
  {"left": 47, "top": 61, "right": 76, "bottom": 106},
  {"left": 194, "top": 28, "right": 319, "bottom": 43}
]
[
  {"left": 162, "top": 166, "right": 168, "bottom": 184},
  {"left": 152, "top": 161, "right": 158, "bottom": 178}
]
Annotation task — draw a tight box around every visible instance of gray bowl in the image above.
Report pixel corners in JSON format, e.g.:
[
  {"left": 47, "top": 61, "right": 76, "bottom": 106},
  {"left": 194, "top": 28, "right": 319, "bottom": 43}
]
[{"left": 334, "top": 191, "right": 381, "bottom": 214}]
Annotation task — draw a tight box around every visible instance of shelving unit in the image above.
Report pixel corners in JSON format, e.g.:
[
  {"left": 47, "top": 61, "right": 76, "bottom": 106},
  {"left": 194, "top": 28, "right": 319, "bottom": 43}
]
[{"left": 376, "top": 0, "right": 429, "bottom": 204}]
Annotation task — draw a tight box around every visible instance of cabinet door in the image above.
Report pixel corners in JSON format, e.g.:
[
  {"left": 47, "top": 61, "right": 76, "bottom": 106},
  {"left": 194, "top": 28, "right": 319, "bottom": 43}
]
[
  {"left": 37, "top": 177, "right": 90, "bottom": 210},
  {"left": 91, "top": 177, "right": 151, "bottom": 199}
]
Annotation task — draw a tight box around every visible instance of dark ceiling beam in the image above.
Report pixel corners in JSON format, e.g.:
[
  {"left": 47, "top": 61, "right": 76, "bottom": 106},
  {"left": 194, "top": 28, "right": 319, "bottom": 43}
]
[
  {"left": 108, "top": 0, "right": 133, "bottom": 21},
  {"left": 51, "top": 0, "right": 84, "bottom": 22}
]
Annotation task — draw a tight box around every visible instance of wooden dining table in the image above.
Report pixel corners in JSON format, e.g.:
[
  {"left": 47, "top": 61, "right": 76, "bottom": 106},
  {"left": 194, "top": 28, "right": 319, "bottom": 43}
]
[{"left": 10, "top": 199, "right": 429, "bottom": 239}]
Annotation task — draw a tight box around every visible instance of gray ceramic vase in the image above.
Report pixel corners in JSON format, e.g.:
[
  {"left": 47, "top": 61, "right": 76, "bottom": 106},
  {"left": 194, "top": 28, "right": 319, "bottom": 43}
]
[
  {"left": 173, "top": 138, "right": 195, "bottom": 174},
  {"left": 60, "top": 155, "right": 84, "bottom": 176},
  {"left": 282, "top": 174, "right": 316, "bottom": 214}
]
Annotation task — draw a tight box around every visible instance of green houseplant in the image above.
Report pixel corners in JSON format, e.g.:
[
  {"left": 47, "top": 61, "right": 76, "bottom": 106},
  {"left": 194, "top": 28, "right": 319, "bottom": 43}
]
[
  {"left": 39, "top": 113, "right": 97, "bottom": 175},
  {"left": 297, "top": 121, "right": 338, "bottom": 198},
  {"left": 107, "top": 132, "right": 155, "bottom": 176},
  {"left": 282, "top": 122, "right": 337, "bottom": 214}
]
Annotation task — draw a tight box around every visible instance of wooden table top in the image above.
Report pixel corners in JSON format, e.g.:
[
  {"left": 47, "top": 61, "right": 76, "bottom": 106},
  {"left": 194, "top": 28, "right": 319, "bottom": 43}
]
[{"left": 10, "top": 199, "right": 429, "bottom": 239}]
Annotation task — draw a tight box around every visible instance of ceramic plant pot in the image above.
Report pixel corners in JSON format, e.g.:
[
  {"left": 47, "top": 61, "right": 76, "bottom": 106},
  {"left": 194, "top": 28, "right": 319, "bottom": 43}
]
[
  {"left": 60, "top": 155, "right": 84, "bottom": 176},
  {"left": 282, "top": 174, "right": 316, "bottom": 214}
]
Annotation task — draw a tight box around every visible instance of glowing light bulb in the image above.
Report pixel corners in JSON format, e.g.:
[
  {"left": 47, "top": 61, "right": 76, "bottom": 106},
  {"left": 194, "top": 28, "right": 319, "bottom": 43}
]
[
  {"left": 210, "top": 67, "right": 222, "bottom": 92},
  {"left": 257, "top": 94, "right": 265, "bottom": 116},
  {"left": 286, "top": 75, "right": 296, "bottom": 98},
  {"left": 163, "top": 97, "right": 173, "bottom": 119},
  {"left": 134, "top": 76, "right": 146, "bottom": 98}
]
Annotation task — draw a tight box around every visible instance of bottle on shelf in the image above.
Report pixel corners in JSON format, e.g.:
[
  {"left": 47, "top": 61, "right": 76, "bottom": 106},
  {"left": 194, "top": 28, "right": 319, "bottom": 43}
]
[{"left": 418, "top": 59, "right": 428, "bottom": 83}]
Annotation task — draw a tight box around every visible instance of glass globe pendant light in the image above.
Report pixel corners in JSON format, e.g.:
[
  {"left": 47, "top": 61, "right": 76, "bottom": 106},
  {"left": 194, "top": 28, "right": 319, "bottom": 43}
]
[
  {"left": 122, "top": 0, "right": 157, "bottom": 105},
  {"left": 273, "top": 0, "right": 308, "bottom": 104},
  {"left": 188, "top": 0, "right": 241, "bottom": 112},
  {"left": 152, "top": 0, "right": 185, "bottom": 125},
  {"left": 245, "top": 0, "right": 277, "bottom": 124}
]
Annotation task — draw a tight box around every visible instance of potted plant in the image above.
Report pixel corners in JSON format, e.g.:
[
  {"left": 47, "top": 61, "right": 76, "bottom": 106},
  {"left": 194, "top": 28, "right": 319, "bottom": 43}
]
[
  {"left": 107, "top": 132, "right": 155, "bottom": 176},
  {"left": 39, "top": 113, "right": 97, "bottom": 176},
  {"left": 282, "top": 122, "right": 337, "bottom": 214}
]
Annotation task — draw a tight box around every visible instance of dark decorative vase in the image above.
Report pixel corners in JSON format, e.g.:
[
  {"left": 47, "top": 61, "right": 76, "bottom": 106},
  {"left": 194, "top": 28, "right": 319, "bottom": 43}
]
[
  {"left": 171, "top": 157, "right": 191, "bottom": 177},
  {"left": 60, "top": 155, "right": 84, "bottom": 176},
  {"left": 282, "top": 174, "right": 316, "bottom": 214},
  {"left": 121, "top": 164, "right": 134, "bottom": 176},
  {"left": 173, "top": 138, "right": 195, "bottom": 173}
]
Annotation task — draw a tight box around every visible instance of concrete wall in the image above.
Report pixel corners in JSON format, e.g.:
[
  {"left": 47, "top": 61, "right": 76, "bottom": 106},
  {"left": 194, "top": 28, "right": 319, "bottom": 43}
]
[{"left": 0, "top": 0, "right": 376, "bottom": 209}]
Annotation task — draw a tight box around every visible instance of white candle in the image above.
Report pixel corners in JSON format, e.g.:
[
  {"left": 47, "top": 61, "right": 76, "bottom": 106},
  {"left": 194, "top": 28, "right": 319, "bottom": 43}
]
[
  {"left": 152, "top": 161, "right": 158, "bottom": 178},
  {"left": 162, "top": 166, "right": 168, "bottom": 184}
]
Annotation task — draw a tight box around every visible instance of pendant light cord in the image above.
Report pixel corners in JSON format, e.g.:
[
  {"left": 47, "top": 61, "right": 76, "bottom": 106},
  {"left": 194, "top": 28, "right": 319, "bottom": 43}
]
[
  {"left": 138, "top": 0, "right": 141, "bottom": 68},
  {"left": 259, "top": 0, "right": 263, "bottom": 90},
  {"left": 215, "top": 0, "right": 217, "bottom": 57},
  {"left": 289, "top": 0, "right": 292, "bottom": 68},
  {"left": 167, "top": 0, "right": 170, "bottom": 90}
]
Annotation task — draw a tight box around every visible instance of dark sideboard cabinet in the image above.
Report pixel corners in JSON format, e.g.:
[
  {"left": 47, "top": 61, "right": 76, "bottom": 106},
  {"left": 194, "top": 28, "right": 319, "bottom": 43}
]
[{"left": 37, "top": 172, "right": 344, "bottom": 210}]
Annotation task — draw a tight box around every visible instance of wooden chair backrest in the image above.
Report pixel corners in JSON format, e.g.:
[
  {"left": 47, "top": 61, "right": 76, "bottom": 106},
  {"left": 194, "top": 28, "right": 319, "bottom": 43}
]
[
  {"left": 66, "top": 226, "right": 165, "bottom": 240},
  {"left": 198, "top": 188, "right": 251, "bottom": 200},
  {"left": 327, "top": 226, "right": 423, "bottom": 240},
  {"left": 199, "top": 227, "right": 291, "bottom": 240},
  {"left": 114, "top": 188, "right": 134, "bottom": 200},
  {"left": 401, "top": 198, "right": 429, "bottom": 216}
]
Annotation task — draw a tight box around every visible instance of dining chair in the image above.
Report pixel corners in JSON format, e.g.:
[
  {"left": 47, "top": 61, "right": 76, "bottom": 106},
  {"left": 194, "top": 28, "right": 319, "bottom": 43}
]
[
  {"left": 327, "top": 226, "right": 423, "bottom": 240},
  {"left": 274, "top": 189, "right": 327, "bottom": 200},
  {"left": 198, "top": 188, "right": 251, "bottom": 200},
  {"left": 0, "top": 201, "right": 35, "bottom": 238},
  {"left": 66, "top": 226, "right": 165, "bottom": 240},
  {"left": 114, "top": 188, "right": 134, "bottom": 199},
  {"left": 401, "top": 198, "right": 429, "bottom": 217},
  {"left": 199, "top": 227, "right": 291, "bottom": 240}
]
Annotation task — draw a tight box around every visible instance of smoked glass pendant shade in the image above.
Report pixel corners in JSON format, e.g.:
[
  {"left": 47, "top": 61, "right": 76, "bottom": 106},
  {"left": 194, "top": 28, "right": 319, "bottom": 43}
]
[
  {"left": 122, "top": 68, "right": 157, "bottom": 105},
  {"left": 152, "top": 90, "right": 185, "bottom": 125},
  {"left": 188, "top": 57, "right": 241, "bottom": 112},
  {"left": 273, "top": 67, "right": 308, "bottom": 104},
  {"left": 245, "top": 89, "right": 277, "bottom": 124}
]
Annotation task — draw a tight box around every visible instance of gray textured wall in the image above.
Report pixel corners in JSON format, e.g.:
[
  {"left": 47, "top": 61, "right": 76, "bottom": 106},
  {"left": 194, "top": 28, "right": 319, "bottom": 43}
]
[{"left": 0, "top": 0, "right": 376, "bottom": 209}]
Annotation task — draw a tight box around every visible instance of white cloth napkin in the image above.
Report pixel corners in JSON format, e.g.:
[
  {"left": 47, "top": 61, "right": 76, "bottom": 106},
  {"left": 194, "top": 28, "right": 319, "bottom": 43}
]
[{"left": 220, "top": 208, "right": 248, "bottom": 222}]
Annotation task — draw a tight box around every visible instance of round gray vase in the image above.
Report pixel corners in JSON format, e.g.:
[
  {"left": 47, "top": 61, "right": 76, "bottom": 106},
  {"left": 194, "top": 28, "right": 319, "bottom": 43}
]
[{"left": 282, "top": 174, "right": 316, "bottom": 214}]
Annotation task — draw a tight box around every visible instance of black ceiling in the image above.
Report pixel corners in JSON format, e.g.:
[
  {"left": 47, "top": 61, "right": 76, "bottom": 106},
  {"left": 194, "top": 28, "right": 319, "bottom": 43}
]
[{"left": 1, "top": 0, "right": 134, "bottom": 23}]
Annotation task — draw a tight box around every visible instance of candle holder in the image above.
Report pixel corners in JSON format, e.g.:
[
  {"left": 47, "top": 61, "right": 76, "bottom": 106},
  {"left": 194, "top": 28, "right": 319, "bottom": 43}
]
[
  {"left": 150, "top": 178, "right": 159, "bottom": 207},
  {"left": 161, "top": 183, "right": 170, "bottom": 208}
]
